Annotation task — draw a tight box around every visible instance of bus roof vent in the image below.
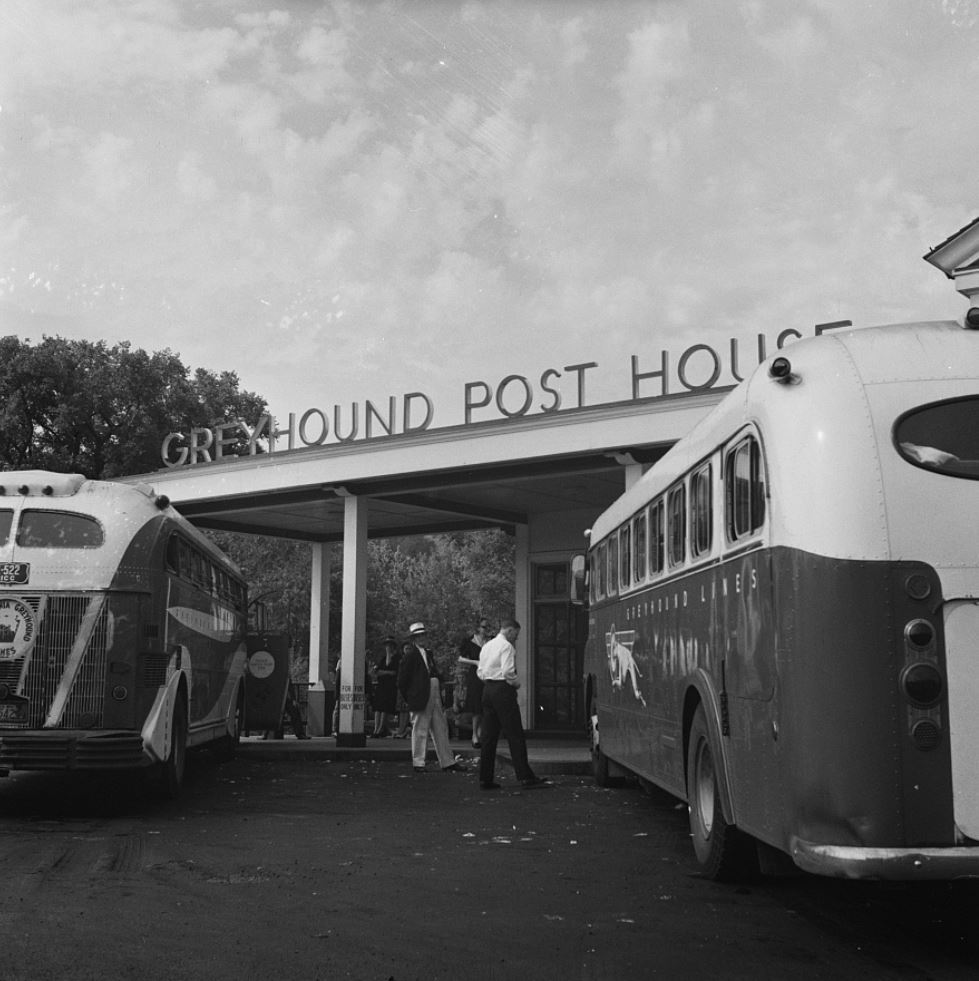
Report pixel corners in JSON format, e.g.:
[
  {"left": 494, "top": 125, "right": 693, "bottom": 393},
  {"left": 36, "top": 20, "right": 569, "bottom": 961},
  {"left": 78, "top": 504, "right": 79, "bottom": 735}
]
[{"left": 0, "top": 471, "right": 86, "bottom": 498}]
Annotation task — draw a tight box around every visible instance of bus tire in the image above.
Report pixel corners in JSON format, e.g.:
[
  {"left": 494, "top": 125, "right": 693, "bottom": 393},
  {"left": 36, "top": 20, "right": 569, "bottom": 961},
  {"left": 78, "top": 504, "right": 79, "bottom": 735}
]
[
  {"left": 686, "top": 705, "right": 755, "bottom": 881},
  {"left": 592, "top": 740, "right": 613, "bottom": 787},
  {"left": 586, "top": 675, "right": 616, "bottom": 787},
  {"left": 157, "top": 696, "right": 188, "bottom": 799}
]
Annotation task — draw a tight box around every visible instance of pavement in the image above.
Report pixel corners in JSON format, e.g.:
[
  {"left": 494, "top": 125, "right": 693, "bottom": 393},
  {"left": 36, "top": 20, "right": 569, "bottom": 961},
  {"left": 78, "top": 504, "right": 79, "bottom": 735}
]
[{"left": 240, "top": 731, "right": 591, "bottom": 774}]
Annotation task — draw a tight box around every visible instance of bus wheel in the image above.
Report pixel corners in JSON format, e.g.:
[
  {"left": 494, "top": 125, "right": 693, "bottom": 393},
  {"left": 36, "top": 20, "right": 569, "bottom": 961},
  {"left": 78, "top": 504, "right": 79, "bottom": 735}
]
[
  {"left": 158, "top": 697, "right": 188, "bottom": 799},
  {"left": 686, "top": 705, "right": 755, "bottom": 881},
  {"left": 590, "top": 713, "right": 621, "bottom": 787},
  {"left": 592, "top": 739, "right": 612, "bottom": 787},
  {"left": 587, "top": 679, "right": 613, "bottom": 787}
]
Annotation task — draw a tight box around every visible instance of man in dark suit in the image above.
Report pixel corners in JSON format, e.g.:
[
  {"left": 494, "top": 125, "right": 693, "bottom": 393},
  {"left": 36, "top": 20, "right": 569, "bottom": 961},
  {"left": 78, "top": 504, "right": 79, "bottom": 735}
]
[{"left": 397, "top": 621, "right": 464, "bottom": 774}]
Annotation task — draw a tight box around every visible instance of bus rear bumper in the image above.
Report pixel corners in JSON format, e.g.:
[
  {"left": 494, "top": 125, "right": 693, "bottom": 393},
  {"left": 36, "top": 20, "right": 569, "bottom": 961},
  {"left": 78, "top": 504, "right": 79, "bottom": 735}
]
[
  {"left": 791, "top": 838, "right": 979, "bottom": 880},
  {"left": 0, "top": 731, "right": 148, "bottom": 772}
]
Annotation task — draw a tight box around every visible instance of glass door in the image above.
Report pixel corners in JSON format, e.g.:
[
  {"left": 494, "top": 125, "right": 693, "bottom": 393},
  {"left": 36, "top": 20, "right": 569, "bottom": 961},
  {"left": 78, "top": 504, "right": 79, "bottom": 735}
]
[{"left": 532, "top": 563, "right": 587, "bottom": 730}]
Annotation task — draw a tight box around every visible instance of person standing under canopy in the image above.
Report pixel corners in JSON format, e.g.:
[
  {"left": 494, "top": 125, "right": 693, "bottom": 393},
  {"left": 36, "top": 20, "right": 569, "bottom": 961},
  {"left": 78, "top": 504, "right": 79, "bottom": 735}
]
[
  {"left": 397, "top": 622, "right": 465, "bottom": 774},
  {"left": 477, "top": 617, "right": 550, "bottom": 790}
]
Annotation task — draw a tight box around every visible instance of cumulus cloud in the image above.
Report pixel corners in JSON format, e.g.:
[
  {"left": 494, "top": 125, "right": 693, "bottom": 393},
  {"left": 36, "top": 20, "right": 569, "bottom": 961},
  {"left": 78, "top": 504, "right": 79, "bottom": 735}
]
[{"left": 0, "top": 0, "right": 975, "bottom": 422}]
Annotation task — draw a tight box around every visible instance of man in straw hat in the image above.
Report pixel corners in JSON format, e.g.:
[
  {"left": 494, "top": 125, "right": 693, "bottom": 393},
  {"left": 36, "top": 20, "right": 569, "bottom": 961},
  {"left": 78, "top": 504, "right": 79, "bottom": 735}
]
[{"left": 397, "top": 622, "right": 465, "bottom": 774}]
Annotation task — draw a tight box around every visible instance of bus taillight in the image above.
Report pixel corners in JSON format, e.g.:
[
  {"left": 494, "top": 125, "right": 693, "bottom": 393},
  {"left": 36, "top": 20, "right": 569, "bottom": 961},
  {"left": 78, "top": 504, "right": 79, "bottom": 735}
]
[
  {"left": 904, "top": 618, "right": 935, "bottom": 651},
  {"left": 901, "top": 662, "right": 943, "bottom": 708}
]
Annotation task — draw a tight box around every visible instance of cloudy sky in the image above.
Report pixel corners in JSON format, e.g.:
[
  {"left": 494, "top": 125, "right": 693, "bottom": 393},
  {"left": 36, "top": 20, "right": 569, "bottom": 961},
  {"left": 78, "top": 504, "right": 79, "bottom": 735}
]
[{"left": 1, "top": 0, "right": 976, "bottom": 439}]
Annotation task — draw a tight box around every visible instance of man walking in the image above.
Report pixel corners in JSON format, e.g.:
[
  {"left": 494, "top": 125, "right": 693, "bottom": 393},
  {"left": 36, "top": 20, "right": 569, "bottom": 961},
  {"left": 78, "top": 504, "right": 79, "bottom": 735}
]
[
  {"left": 397, "top": 622, "right": 464, "bottom": 774},
  {"left": 477, "top": 617, "right": 550, "bottom": 790}
]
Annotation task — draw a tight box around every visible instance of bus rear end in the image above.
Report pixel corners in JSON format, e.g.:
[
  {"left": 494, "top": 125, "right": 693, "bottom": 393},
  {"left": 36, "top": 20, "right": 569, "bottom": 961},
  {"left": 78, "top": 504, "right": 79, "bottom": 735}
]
[
  {"left": 0, "top": 471, "right": 166, "bottom": 773},
  {"left": 762, "top": 323, "right": 979, "bottom": 878}
]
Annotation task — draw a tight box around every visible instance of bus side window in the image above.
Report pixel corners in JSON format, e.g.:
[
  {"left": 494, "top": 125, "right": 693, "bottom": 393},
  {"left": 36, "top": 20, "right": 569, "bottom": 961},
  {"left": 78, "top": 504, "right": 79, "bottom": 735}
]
[
  {"left": 620, "top": 524, "right": 631, "bottom": 589},
  {"left": 691, "top": 464, "right": 713, "bottom": 558},
  {"left": 596, "top": 544, "right": 607, "bottom": 599},
  {"left": 667, "top": 484, "right": 686, "bottom": 568},
  {"left": 751, "top": 438, "right": 767, "bottom": 531},
  {"left": 726, "top": 436, "right": 766, "bottom": 541},
  {"left": 165, "top": 534, "right": 180, "bottom": 573},
  {"left": 633, "top": 511, "right": 646, "bottom": 583},
  {"left": 608, "top": 535, "right": 619, "bottom": 595},
  {"left": 649, "top": 500, "right": 664, "bottom": 575}
]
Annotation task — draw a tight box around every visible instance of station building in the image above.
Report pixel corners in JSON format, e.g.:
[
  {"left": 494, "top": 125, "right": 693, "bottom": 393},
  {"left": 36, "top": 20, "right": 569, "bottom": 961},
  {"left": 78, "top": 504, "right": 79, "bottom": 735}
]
[{"left": 130, "top": 321, "right": 854, "bottom": 744}]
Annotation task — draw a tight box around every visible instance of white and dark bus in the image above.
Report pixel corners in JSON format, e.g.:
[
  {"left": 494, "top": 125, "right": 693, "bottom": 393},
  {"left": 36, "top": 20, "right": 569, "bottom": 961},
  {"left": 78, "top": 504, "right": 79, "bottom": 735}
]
[
  {"left": 0, "top": 471, "right": 248, "bottom": 795},
  {"left": 578, "top": 319, "right": 979, "bottom": 880}
]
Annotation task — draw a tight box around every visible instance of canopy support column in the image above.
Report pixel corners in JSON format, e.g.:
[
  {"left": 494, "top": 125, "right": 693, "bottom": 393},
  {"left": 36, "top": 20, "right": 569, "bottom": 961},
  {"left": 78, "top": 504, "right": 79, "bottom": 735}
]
[
  {"left": 337, "top": 493, "right": 368, "bottom": 747},
  {"left": 305, "top": 542, "right": 332, "bottom": 736},
  {"left": 514, "top": 523, "right": 531, "bottom": 727}
]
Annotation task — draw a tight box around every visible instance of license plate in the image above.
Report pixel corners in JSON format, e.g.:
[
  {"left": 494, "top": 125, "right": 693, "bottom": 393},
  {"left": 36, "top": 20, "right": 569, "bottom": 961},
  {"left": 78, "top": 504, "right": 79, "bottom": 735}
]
[
  {"left": 0, "top": 563, "right": 29, "bottom": 586},
  {"left": 0, "top": 701, "right": 27, "bottom": 723}
]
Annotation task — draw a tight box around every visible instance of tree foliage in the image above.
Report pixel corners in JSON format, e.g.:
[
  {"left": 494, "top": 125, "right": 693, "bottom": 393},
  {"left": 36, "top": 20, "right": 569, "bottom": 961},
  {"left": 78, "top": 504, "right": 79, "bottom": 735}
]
[
  {"left": 215, "top": 529, "right": 516, "bottom": 681},
  {"left": 366, "top": 530, "right": 516, "bottom": 668},
  {"left": 0, "top": 335, "right": 265, "bottom": 478},
  {"left": 210, "top": 533, "right": 318, "bottom": 683},
  {"left": 0, "top": 334, "right": 516, "bottom": 681}
]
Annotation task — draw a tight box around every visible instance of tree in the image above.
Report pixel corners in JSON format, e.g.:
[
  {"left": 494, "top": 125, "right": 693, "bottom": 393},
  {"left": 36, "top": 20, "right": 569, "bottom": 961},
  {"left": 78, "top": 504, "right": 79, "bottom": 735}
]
[
  {"left": 213, "top": 528, "right": 516, "bottom": 681},
  {"left": 0, "top": 335, "right": 266, "bottom": 478},
  {"left": 366, "top": 530, "right": 516, "bottom": 672},
  {"left": 210, "top": 532, "right": 319, "bottom": 684}
]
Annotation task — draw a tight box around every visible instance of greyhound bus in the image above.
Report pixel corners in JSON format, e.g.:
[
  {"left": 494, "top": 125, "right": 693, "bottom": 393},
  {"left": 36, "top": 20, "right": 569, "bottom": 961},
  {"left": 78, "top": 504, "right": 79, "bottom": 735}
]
[
  {"left": 577, "top": 318, "right": 979, "bottom": 880},
  {"left": 0, "top": 471, "right": 247, "bottom": 795}
]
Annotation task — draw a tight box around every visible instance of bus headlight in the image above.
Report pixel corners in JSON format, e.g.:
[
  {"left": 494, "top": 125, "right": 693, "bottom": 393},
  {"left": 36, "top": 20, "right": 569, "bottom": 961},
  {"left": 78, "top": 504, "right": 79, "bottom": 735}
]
[{"left": 901, "top": 662, "right": 943, "bottom": 708}]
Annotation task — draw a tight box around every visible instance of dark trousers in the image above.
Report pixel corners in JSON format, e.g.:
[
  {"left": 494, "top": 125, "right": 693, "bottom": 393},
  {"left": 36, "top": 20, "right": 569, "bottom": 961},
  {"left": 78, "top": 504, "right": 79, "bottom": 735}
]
[{"left": 479, "top": 681, "right": 535, "bottom": 784}]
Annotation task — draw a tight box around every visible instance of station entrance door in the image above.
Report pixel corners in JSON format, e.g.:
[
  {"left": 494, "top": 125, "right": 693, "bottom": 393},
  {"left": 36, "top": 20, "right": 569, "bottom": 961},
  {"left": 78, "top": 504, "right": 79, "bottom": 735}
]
[{"left": 532, "top": 562, "right": 587, "bottom": 731}]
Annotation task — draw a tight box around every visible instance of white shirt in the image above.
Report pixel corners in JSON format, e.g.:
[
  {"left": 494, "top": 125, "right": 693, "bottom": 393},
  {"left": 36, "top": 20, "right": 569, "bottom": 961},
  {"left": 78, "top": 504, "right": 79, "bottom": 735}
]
[{"left": 477, "top": 632, "right": 518, "bottom": 685}]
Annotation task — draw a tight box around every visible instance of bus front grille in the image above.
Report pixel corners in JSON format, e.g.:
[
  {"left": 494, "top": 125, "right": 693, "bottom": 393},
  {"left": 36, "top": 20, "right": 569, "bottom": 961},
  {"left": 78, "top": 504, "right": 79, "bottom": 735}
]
[{"left": 4, "top": 595, "right": 111, "bottom": 730}]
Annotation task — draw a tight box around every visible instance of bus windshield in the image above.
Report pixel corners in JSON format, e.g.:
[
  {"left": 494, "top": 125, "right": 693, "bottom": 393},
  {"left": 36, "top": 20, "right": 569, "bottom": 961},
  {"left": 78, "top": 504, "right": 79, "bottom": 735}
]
[{"left": 895, "top": 396, "right": 979, "bottom": 478}]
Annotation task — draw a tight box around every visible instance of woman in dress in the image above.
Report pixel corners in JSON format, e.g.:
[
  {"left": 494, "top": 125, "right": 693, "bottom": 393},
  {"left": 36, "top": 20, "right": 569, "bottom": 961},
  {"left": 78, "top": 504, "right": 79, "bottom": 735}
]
[{"left": 369, "top": 636, "right": 401, "bottom": 737}]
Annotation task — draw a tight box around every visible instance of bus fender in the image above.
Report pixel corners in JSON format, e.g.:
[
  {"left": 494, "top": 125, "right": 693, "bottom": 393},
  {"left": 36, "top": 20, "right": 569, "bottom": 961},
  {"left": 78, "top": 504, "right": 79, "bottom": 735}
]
[
  {"left": 224, "top": 672, "right": 246, "bottom": 740},
  {"left": 141, "top": 653, "right": 190, "bottom": 765},
  {"left": 684, "top": 670, "right": 738, "bottom": 828}
]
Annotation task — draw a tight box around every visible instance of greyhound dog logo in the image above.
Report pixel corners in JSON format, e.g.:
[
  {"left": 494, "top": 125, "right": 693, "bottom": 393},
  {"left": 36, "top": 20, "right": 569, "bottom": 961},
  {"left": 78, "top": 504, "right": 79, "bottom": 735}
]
[
  {"left": 0, "top": 598, "right": 35, "bottom": 660},
  {"left": 605, "top": 625, "right": 646, "bottom": 706}
]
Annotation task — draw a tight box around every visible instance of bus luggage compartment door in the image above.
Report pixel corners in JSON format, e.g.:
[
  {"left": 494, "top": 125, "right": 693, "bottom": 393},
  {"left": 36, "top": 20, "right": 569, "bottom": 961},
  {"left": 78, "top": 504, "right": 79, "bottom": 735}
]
[
  {"left": 244, "top": 632, "right": 291, "bottom": 732},
  {"left": 943, "top": 598, "right": 979, "bottom": 841}
]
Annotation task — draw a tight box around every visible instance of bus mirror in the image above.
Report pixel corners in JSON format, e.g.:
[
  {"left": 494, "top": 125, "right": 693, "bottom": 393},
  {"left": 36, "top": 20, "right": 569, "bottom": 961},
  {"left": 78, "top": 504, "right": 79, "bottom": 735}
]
[{"left": 570, "top": 554, "right": 587, "bottom": 606}]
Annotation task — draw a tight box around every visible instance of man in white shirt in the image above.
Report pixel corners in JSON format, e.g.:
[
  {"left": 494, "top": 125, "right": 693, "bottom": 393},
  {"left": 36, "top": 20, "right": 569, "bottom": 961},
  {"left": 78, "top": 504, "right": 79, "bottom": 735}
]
[{"left": 476, "top": 617, "right": 550, "bottom": 790}]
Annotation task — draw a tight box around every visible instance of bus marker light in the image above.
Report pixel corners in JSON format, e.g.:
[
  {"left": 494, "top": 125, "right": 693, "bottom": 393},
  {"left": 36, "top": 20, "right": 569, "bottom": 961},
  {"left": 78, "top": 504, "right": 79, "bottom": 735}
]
[
  {"left": 904, "top": 619, "right": 935, "bottom": 650},
  {"left": 965, "top": 307, "right": 979, "bottom": 329},
  {"left": 111, "top": 686, "right": 129, "bottom": 702},
  {"left": 901, "top": 662, "right": 943, "bottom": 707},
  {"left": 769, "top": 357, "right": 793, "bottom": 381},
  {"left": 905, "top": 574, "right": 932, "bottom": 600}
]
